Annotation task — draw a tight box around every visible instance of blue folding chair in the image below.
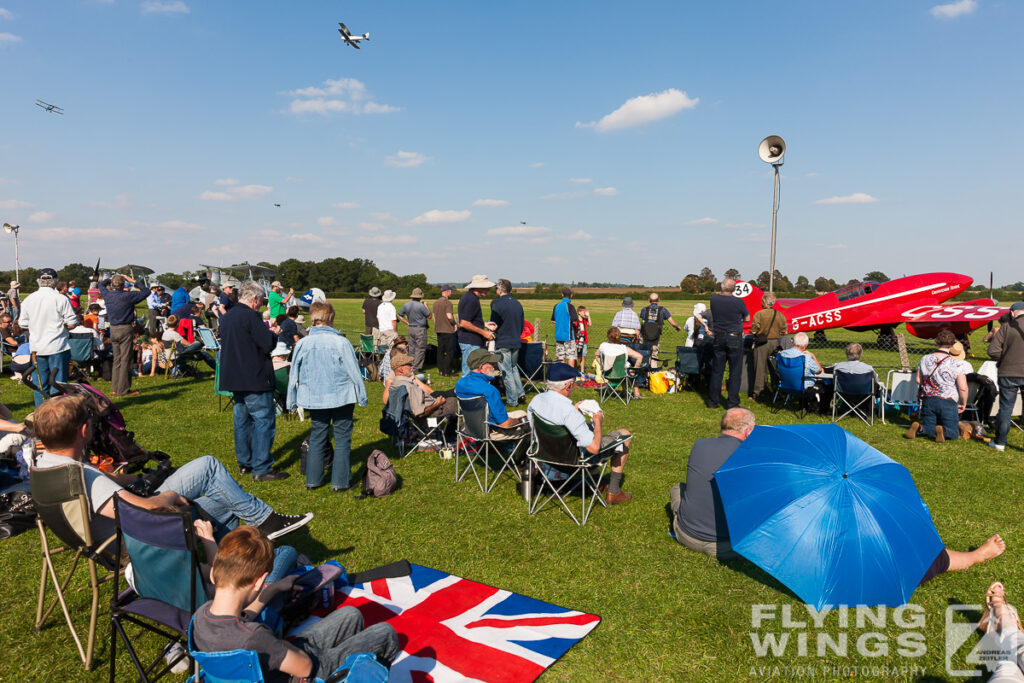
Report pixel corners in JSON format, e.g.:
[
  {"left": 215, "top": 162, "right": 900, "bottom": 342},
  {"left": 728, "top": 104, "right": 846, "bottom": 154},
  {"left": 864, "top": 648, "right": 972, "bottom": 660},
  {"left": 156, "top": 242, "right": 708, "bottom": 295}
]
[
  {"left": 186, "top": 619, "right": 389, "bottom": 683},
  {"left": 831, "top": 369, "right": 877, "bottom": 425},
  {"left": 771, "top": 354, "right": 814, "bottom": 417},
  {"left": 517, "top": 342, "right": 546, "bottom": 394},
  {"left": 197, "top": 326, "right": 220, "bottom": 353}
]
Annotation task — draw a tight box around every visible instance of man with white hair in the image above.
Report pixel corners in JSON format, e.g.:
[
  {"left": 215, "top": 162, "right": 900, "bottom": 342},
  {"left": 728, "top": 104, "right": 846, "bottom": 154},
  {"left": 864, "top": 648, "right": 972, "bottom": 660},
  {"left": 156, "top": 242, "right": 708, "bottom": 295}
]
[
  {"left": 219, "top": 282, "right": 286, "bottom": 481},
  {"left": 777, "top": 332, "right": 825, "bottom": 388},
  {"left": 17, "top": 267, "right": 77, "bottom": 407},
  {"left": 987, "top": 302, "right": 1024, "bottom": 452}
]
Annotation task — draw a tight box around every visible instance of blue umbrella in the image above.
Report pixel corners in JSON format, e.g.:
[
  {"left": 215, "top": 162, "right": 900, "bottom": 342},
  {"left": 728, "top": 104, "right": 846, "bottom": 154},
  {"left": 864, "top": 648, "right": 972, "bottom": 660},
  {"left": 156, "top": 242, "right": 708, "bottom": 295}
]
[{"left": 714, "top": 424, "right": 944, "bottom": 609}]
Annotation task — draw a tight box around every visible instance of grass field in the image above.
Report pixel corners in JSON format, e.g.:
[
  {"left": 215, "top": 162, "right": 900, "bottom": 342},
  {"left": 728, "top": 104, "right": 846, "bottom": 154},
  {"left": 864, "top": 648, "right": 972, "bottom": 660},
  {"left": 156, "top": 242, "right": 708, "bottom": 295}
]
[{"left": 0, "top": 297, "right": 1019, "bottom": 682}]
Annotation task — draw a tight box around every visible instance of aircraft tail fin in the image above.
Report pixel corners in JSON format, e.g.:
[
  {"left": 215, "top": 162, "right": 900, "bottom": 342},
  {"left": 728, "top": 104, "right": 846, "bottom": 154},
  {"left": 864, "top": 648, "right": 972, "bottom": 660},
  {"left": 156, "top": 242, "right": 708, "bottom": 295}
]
[{"left": 732, "top": 280, "right": 765, "bottom": 321}]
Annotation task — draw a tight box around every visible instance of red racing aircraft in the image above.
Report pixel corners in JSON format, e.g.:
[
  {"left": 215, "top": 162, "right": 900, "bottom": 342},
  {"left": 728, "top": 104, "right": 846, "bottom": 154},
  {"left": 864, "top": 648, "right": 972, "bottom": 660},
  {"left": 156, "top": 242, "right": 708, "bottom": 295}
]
[{"left": 733, "top": 273, "right": 1006, "bottom": 339}]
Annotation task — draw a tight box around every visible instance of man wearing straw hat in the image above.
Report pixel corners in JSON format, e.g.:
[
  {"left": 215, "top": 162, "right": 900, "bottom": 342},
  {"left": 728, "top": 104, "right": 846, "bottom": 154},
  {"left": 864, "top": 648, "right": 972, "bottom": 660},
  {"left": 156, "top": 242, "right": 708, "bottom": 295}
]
[
  {"left": 398, "top": 288, "right": 432, "bottom": 373},
  {"left": 362, "top": 286, "right": 382, "bottom": 346},
  {"left": 377, "top": 290, "right": 399, "bottom": 347},
  {"left": 457, "top": 275, "right": 496, "bottom": 377}
]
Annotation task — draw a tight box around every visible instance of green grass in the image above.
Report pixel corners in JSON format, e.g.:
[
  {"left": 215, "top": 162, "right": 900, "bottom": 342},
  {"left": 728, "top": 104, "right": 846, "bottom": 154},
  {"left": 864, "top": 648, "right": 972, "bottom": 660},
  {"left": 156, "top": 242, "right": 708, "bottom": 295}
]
[{"left": 0, "top": 298, "right": 1016, "bottom": 682}]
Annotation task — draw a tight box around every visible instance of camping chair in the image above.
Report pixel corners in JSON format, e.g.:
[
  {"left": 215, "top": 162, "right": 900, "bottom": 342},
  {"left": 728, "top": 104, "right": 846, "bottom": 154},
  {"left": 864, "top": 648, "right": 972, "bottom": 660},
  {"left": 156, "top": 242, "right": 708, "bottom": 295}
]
[
  {"left": 881, "top": 370, "right": 919, "bottom": 424},
  {"left": 68, "top": 332, "right": 98, "bottom": 379},
  {"left": 771, "top": 354, "right": 814, "bottom": 417},
  {"left": 165, "top": 341, "right": 201, "bottom": 379},
  {"left": 30, "top": 461, "right": 121, "bottom": 671},
  {"left": 357, "top": 335, "right": 385, "bottom": 382},
  {"left": 598, "top": 353, "right": 634, "bottom": 406},
  {"left": 380, "top": 384, "right": 450, "bottom": 458},
  {"left": 185, "top": 620, "right": 389, "bottom": 683},
  {"left": 214, "top": 350, "right": 233, "bottom": 411},
  {"left": 674, "top": 346, "right": 705, "bottom": 391},
  {"left": 196, "top": 326, "right": 219, "bottom": 353},
  {"left": 831, "top": 370, "right": 877, "bottom": 426},
  {"left": 525, "top": 414, "right": 621, "bottom": 526},
  {"left": 517, "top": 342, "right": 546, "bottom": 394},
  {"left": 109, "top": 497, "right": 208, "bottom": 682},
  {"left": 455, "top": 396, "right": 530, "bottom": 493}
]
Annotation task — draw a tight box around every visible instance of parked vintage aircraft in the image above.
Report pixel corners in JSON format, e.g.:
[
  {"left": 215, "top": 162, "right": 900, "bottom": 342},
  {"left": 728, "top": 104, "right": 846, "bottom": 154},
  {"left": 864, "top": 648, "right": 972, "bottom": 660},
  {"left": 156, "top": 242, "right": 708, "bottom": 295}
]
[
  {"left": 734, "top": 273, "right": 1006, "bottom": 340},
  {"left": 337, "top": 22, "right": 369, "bottom": 49}
]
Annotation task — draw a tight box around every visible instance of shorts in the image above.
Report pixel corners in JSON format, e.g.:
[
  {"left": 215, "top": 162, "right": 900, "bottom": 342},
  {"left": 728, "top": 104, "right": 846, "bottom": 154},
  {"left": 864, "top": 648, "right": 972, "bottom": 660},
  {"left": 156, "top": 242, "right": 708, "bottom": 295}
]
[{"left": 555, "top": 341, "right": 577, "bottom": 361}]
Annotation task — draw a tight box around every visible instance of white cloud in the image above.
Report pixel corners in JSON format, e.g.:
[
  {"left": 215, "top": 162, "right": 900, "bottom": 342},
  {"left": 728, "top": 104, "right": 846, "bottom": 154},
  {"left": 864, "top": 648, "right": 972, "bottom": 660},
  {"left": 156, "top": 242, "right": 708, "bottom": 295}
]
[
  {"left": 576, "top": 88, "right": 699, "bottom": 132},
  {"left": 593, "top": 186, "right": 619, "bottom": 196},
  {"left": 359, "top": 222, "right": 385, "bottom": 232},
  {"left": 930, "top": 0, "right": 976, "bottom": 19},
  {"left": 369, "top": 212, "right": 397, "bottom": 222},
  {"left": 285, "top": 77, "right": 399, "bottom": 116},
  {"left": 141, "top": 1, "right": 190, "bottom": 14},
  {"left": 540, "top": 191, "right": 586, "bottom": 200},
  {"left": 544, "top": 256, "right": 567, "bottom": 264},
  {"left": 685, "top": 217, "right": 718, "bottom": 225},
  {"left": 813, "top": 192, "right": 879, "bottom": 205},
  {"left": 0, "top": 32, "right": 22, "bottom": 45},
  {"left": 38, "top": 226, "right": 133, "bottom": 240},
  {"left": 332, "top": 201, "right": 360, "bottom": 209},
  {"left": 567, "top": 229, "right": 592, "bottom": 241},
  {"left": 317, "top": 216, "right": 340, "bottom": 227},
  {"left": 285, "top": 176, "right": 303, "bottom": 183},
  {"left": 199, "top": 183, "right": 273, "bottom": 201},
  {"left": 356, "top": 234, "right": 418, "bottom": 245},
  {"left": 0, "top": 198, "right": 31, "bottom": 209},
  {"left": 569, "top": 177, "right": 592, "bottom": 184},
  {"left": 472, "top": 198, "right": 509, "bottom": 208},
  {"left": 90, "top": 193, "right": 131, "bottom": 208},
  {"left": 0, "top": 9, "right": 13, "bottom": 20},
  {"left": 385, "top": 150, "right": 428, "bottom": 168},
  {"left": 487, "top": 225, "right": 551, "bottom": 237},
  {"left": 0, "top": 177, "right": 19, "bottom": 185},
  {"left": 410, "top": 209, "right": 470, "bottom": 225},
  {"left": 529, "top": 162, "right": 545, "bottom": 169},
  {"left": 158, "top": 220, "right": 205, "bottom": 231},
  {"left": 28, "top": 211, "right": 54, "bottom": 223}
]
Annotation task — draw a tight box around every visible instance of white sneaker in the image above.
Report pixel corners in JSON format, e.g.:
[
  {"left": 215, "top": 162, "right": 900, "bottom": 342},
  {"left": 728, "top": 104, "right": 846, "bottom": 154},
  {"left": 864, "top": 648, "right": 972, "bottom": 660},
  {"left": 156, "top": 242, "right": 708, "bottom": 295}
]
[
  {"left": 164, "top": 642, "right": 189, "bottom": 674},
  {"left": 989, "top": 442, "right": 1006, "bottom": 452}
]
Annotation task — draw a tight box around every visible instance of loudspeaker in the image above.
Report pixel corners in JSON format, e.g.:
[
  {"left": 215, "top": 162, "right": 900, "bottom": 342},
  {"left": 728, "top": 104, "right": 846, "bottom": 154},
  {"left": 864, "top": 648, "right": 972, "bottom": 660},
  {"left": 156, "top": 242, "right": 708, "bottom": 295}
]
[{"left": 758, "top": 135, "right": 786, "bottom": 164}]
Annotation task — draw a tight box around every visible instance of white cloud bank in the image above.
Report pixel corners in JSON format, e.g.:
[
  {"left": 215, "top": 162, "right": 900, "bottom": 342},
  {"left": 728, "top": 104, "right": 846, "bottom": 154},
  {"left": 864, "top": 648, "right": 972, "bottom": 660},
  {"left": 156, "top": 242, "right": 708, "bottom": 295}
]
[
  {"left": 199, "top": 183, "right": 273, "bottom": 201},
  {"left": 385, "top": 151, "right": 428, "bottom": 168},
  {"left": 0, "top": 198, "right": 31, "bottom": 209},
  {"left": 142, "top": 1, "right": 190, "bottom": 15},
  {"left": 576, "top": 88, "right": 698, "bottom": 132},
  {"left": 410, "top": 209, "right": 470, "bottom": 225},
  {"left": 487, "top": 225, "right": 550, "bottom": 237},
  {"left": 0, "top": 32, "right": 21, "bottom": 45},
  {"left": 332, "top": 201, "right": 360, "bottom": 209},
  {"left": 472, "top": 198, "right": 509, "bottom": 208},
  {"left": 285, "top": 78, "right": 399, "bottom": 116},
  {"left": 813, "top": 192, "right": 879, "bottom": 205},
  {"left": 28, "top": 211, "right": 54, "bottom": 223},
  {"left": 685, "top": 217, "right": 718, "bottom": 225},
  {"left": 930, "top": 0, "right": 976, "bottom": 19},
  {"left": 593, "top": 187, "right": 619, "bottom": 196}
]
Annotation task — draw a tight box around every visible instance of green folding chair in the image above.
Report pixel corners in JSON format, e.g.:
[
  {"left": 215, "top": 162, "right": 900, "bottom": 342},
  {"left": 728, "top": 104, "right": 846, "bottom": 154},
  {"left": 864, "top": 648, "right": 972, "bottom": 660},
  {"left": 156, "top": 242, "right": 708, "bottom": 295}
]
[{"left": 598, "top": 353, "right": 633, "bottom": 406}]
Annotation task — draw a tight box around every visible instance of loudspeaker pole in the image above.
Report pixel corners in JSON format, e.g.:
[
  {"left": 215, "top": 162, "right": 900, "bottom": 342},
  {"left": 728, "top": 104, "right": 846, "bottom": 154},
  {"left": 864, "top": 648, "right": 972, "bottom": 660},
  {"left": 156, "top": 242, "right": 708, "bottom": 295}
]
[
  {"left": 757, "top": 135, "right": 786, "bottom": 296},
  {"left": 769, "top": 162, "right": 781, "bottom": 295}
]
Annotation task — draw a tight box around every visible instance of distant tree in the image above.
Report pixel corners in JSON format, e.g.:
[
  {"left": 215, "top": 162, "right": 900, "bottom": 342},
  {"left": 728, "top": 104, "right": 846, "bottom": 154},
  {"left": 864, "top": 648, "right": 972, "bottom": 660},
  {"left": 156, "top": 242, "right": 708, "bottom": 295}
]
[
  {"left": 755, "top": 271, "right": 771, "bottom": 288},
  {"left": 795, "top": 275, "right": 812, "bottom": 292},
  {"left": 864, "top": 271, "right": 890, "bottom": 283},
  {"left": 698, "top": 266, "right": 715, "bottom": 281},
  {"left": 774, "top": 274, "right": 794, "bottom": 292},
  {"left": 847, "top": 278, "right": 859, "bottom": 286},
  {"left": 1003, "top": 281, "right": 1024, "bottom": 291},
  {"left": 814, "top": 276, "right": 836, "bottom": 292},
  {"left": 58, "top": 263, "right": 94, "bottom": 286},
  {"left": 680, "top": 274, "right": 700, "bottom": 294},
  {"left": 155, "top": 272, "right": 184, "bottom": 289},
  {"left": 724, "top": 268, "right": 741, "bottom": 280}
]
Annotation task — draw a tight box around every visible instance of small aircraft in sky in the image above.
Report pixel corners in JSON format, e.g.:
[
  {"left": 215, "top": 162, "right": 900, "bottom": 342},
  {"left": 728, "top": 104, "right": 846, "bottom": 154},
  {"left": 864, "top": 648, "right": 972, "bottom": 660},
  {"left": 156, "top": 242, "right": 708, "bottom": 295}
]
[
  {"left": 337, "top": 22, "right": 369, "bottom": 49},
  {"left": 35, "top": 100, "right": 63, "bottom": 115},
  {"left": 273, "top": 203, "right": 281, "bottom": 207},
  {"left": 734, "top": 273, "right": 1007, "bottom": 340}
]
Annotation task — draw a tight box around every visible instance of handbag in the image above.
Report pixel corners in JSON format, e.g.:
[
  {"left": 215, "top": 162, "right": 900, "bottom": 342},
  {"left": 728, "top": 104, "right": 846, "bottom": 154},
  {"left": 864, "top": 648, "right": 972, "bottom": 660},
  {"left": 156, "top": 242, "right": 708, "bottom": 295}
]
[{"left": 753, "top": 310, "right": 778, "bottom": 347}]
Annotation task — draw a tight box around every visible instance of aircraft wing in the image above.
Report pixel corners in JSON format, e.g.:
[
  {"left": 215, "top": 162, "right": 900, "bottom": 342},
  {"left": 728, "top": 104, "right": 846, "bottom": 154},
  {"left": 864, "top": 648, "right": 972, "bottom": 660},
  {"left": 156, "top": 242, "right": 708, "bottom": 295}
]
[
  {"left": 338, "top": 22, "right": 349, "bottom": 34},
  {"left": 774, "top": 297, "right": 807, "bottom": 308}
]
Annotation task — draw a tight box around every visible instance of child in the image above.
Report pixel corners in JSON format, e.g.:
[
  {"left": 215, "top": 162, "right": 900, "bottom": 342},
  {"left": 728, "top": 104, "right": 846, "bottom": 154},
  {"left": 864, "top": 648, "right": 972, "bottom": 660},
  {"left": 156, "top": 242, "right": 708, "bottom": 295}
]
[
  {"left": 574, "top": 306, "right": 591, "bottom": 361},
  {"left": 192, "top": 526, "right": 399, "bottom": 680}
]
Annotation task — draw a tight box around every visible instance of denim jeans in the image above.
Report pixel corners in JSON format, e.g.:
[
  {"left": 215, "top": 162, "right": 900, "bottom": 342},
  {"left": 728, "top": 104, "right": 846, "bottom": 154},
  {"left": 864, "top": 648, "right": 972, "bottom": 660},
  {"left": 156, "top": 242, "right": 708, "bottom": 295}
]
[
  {"left": 232, "top": 391, "right": 277, "bottom": 475},
  {"left": 32, "top": 350, "right": 70, "bottom": 407},
  {"left": 995, "top": 376, "right": 1024, "bottom": 446},
  {"left": 178, "top": 341, "right": 217, "bottom": 370},
  {"left": 708, "top": 335, "right": 743, "bottom": 408},
  {"left": 920, "top": 396, "right": 960, "bottom": 439},
  {"left": 497, "top": 347, "right": 524, "bottom": 406},
  {"left": 308, "top": 404, "right": 355, "bottom": 490},
  {"left": 292, "top": 606, "right": 400, "bottom": 677},
  {"left": 157, "top": 455, "right": 272, "bottom": 529},
  {"left": 459, "top": 343, "right": 480, "bottom": 377},
  {"left": 266, "top": 546, "right": 297, "bottom": 585}
]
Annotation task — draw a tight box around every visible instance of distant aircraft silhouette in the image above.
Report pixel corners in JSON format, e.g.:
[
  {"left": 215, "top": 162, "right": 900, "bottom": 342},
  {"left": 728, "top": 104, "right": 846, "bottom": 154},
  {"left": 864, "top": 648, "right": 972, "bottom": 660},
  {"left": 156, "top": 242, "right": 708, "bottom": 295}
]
[
  {"left": 35, "top": 99, "right": 63, "bottom": 115},
  {"left": 338, "top": 22, "right": 369, "bottom": 49},
  {"left": 274, "top": 203, "right": 281, "bottom": 207}
]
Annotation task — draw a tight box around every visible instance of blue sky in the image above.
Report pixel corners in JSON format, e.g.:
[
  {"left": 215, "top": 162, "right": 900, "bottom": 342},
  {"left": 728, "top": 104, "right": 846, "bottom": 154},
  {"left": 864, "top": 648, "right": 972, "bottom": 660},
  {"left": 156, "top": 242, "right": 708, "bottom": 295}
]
[{"left": 0, "top": 0, "right": 1020, "bottom": 287}]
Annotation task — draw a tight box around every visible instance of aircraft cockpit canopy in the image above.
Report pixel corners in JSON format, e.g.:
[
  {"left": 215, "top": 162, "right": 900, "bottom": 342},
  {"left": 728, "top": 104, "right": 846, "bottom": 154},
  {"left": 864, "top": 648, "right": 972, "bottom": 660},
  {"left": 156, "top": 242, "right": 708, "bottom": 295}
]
[{"left": 834, "top": 281, "right": 880, "bottom": 302}]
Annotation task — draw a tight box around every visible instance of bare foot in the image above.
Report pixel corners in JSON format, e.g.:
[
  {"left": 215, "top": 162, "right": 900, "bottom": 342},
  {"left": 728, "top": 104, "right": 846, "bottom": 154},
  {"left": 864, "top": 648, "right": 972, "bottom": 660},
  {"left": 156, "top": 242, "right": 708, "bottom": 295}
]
[{"left": 978, "top": 534, "right": 1007, "bottom": 563}]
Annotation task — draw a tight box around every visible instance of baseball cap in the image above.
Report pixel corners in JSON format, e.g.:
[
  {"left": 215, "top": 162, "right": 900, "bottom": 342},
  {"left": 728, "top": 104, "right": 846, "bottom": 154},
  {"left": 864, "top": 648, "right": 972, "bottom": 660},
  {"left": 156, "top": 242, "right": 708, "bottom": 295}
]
[
  {"left": 547, "top": 363, "right": 581, "bottom": 381},
  {"left": 1010, "top": 302, "right": 1024, "bottom": 312},
  {"left": 467, "top": 348, "right": 501, "bottom": 369},
  {"left": 440, "top": 284, "right": 453, "bottom": 293},
  {"left": 271, "top": 280, "right": 283, "bottom": 288},
  {"left": 38, "top": 267, "right": 58, "bottom": 279}
]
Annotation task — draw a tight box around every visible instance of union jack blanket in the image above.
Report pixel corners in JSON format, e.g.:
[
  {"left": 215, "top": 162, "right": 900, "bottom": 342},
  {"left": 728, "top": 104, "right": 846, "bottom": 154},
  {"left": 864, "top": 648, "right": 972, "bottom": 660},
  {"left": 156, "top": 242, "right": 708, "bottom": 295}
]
[{"left": 294, "top": 564, "right": 601, "bottom": 682}]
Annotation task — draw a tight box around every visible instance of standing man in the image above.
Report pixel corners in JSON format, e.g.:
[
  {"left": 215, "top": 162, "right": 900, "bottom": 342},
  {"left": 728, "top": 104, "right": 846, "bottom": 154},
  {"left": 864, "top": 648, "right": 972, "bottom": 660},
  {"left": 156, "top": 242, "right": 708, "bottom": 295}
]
[
  {"left": 219, "top": 282, "right": 286, "bottom": 482},
  {"left": 218, "top": 280, "right": 237, "bottom": 317},
  {"left": 490, "top": 279, "right": 525, "bottom": 407},
  {"left": 146, "top": 283, "right": 163, "bottom": 336},
  {"left": 457, "top": 275, "right": 496, "bottom": 377},
  {"left": 376, "top": 290, "right": 398, "bottom": 347},
  {"left": 551, "top": 287, "right": 578, "bottom": 368},
  {"left": 987, "top": 302, "right": 1024, "bottom": 452},
  {"left": 432, "top": 285, "right": 457, "bottom": 377},
  {"left": 267, "top": 281, "right": 293, "bottom": 319},
  {"left": 18, "top": 268, "right": 77, "bottom": 407},
  {"left": 398, "top": 288, "right": 432, "bottom": 374},
  {"left": 171, "top": 283, "right": 190, "bottom": 312},
  {"left": 638, "top": 293, "right": 681, "bottom": 369},
  {"left": 6, "top": 280, "right": 19, "bottom": 319},
  {"left": 101, "top": 274, "right": 149, "bottom": 397},
  {"left": 749, "top": 293, "right": 788, "bottom": 399},
  {"left": 706, "top": 278, "right": 750, "bottom": 410},
  {"left": 362, "top": 286, "right": 382, "bottom": 346}
]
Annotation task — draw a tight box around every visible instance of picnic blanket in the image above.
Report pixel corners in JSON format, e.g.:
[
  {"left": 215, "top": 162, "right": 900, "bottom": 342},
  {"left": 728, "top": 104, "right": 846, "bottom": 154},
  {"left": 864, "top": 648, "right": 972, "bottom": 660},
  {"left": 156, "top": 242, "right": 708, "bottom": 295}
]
[{"left": 292, "top": 563, "right": 601, "bottom": 682}]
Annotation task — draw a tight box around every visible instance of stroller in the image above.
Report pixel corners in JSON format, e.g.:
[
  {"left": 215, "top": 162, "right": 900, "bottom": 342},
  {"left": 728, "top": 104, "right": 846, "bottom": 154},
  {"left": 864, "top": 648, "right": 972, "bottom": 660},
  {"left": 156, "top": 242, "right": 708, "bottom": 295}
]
[{"left": 22, "top": 376, "right": 170, "bottom": 475}]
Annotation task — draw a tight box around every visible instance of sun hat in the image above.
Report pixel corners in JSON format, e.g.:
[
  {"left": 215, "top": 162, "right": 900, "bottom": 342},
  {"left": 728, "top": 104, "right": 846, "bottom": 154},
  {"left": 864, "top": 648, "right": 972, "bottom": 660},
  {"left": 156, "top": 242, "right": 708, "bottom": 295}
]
[
  {"left": 622, "top": 296, "right": 634, "bottom": 308},
  {"left": 547, "top": 363, "right": 582, "bottom": 381},
  {"left": 369, "top": 286, "right": 382, "bottom": 298},
  {"left": 390, "top": 352, "right": 414, "bottom": 370},
  {"left": 949, "top": 341, "right": 966, "bottom": 361},
  {"left": 270, "top": 280, "right": 283, "bottom": 289},
  {"left": 382, "top": 290, "right": 397, "bottom": 302},
  {"left": 270, "top": 341, "right": 290, "bottom": 357},
  {"left": 10, "top": 280, "right": 19, "bottom": 288},
  {"left": 466, "top": 275, "right": 495, "bottom": 290},
  {"left": 467, "top": 348, "right": 501, "bottom": 370},
  {"left": 410, "top": 287, "right": 424, "bottom": 299}
]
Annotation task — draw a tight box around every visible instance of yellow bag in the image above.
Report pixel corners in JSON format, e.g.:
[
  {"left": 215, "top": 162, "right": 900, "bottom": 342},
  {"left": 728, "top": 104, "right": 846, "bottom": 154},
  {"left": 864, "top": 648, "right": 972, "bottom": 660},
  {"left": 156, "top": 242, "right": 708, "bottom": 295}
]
[{"left": 649, "top": 371, "right": 671, "bottom": 394}]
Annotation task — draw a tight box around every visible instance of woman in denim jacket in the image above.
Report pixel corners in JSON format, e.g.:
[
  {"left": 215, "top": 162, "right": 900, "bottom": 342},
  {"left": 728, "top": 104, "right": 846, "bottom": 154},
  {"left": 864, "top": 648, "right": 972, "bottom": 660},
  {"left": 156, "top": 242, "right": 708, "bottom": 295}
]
[{"left": 287, "top": 301, "right": 367, "bottom": 491}]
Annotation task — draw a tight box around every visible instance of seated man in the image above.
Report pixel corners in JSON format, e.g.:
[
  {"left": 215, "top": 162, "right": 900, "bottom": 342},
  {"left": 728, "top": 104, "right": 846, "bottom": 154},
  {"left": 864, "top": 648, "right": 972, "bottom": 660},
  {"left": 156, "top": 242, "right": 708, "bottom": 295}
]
[
  {"left": 611, "top": 296, "right": 641, "bottom": 342},
  {"left": 777, "top": 331, "right": 830, "bottom": 410},
  {"left": 193, "top": 526, "right": 399, "bottom": 681},
  {"left": 30, "top": 394, "right": 312, "bottom": 542},
  {"left": 527, "top": 362, "right": 634, "bottom": 504},
  {"left": 832, "top": 342, "right": 874, "bottom": 375},
  {"left": 455, "top": 348, "right": 527, "bottom": 432},
  {"left": 378, "top": 336, "right": 407, "bottom": 384},
  {"left": 0, "top": 402, "right": 28, "bottom": 460},
  {"left": 383, "top": 351, "right": 457, "bottom": 418},
  {"left": 162, "top": 314, "right": 217, "bottom": 371},
  {"left": 669, "top": 408, "right": 754, "bottom": 559}
]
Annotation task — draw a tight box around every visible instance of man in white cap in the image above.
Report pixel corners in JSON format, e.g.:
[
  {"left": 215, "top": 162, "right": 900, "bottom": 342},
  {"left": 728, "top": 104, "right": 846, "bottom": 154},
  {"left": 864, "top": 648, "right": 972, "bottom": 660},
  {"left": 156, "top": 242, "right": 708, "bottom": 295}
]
[
  {"left": 398, "top": 288, "right": 432, "bottom": 373},
  {"left": 267, "top": 281, "right": 294, "bottom": 319},
  {"left": 6, "top": 280, "right": 20, "bottom": 319},
  {"left": 377, "top": 290, "right": 399, "bottom": 347},
  {"left": 362, "top": 286, "right": 383, "bottom": 345},
  {"left": 457, "top": 275, "right": 496, "bottom": 377},
  {"left": 17, "top": 268, "right": 77, "bottom": 407}
]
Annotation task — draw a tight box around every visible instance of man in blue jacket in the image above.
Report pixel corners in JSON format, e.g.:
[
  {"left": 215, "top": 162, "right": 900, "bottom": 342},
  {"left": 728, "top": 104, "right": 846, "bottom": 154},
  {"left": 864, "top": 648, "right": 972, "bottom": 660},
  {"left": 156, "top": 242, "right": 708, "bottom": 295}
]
[
  {"left": 551, "top": 287, "right": 578, "bottom": 368},
  {"left": 219, "top": 282, "right": 286, "bottom": 482}
]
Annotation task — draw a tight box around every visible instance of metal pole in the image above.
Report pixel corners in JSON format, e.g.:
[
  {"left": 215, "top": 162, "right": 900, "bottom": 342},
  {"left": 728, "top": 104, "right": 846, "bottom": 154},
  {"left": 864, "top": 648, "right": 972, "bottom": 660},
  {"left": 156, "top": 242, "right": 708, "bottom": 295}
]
[
  {"left": 13, "top": 230, "right": 19, "bottom": 285},
  {"left": 768, "top": 163, "right": 781, "bottom": 294}
]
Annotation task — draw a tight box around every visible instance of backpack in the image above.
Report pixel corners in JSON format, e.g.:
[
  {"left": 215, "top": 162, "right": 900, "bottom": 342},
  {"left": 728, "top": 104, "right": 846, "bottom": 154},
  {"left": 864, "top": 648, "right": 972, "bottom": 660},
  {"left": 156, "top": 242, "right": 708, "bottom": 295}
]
[
  {"left": 360, "top": 449, "right": 397, "bottom": 498},
  {"left": 640, "top": 305, "right": 663, "bottom": 343}
]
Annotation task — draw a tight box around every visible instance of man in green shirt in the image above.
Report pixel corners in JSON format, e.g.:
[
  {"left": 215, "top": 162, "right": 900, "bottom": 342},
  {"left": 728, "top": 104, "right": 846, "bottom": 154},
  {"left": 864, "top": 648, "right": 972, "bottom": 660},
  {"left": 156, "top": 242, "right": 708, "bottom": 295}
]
[{"left": 267, "top": 280, "right": 294, "bottom": 318}]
